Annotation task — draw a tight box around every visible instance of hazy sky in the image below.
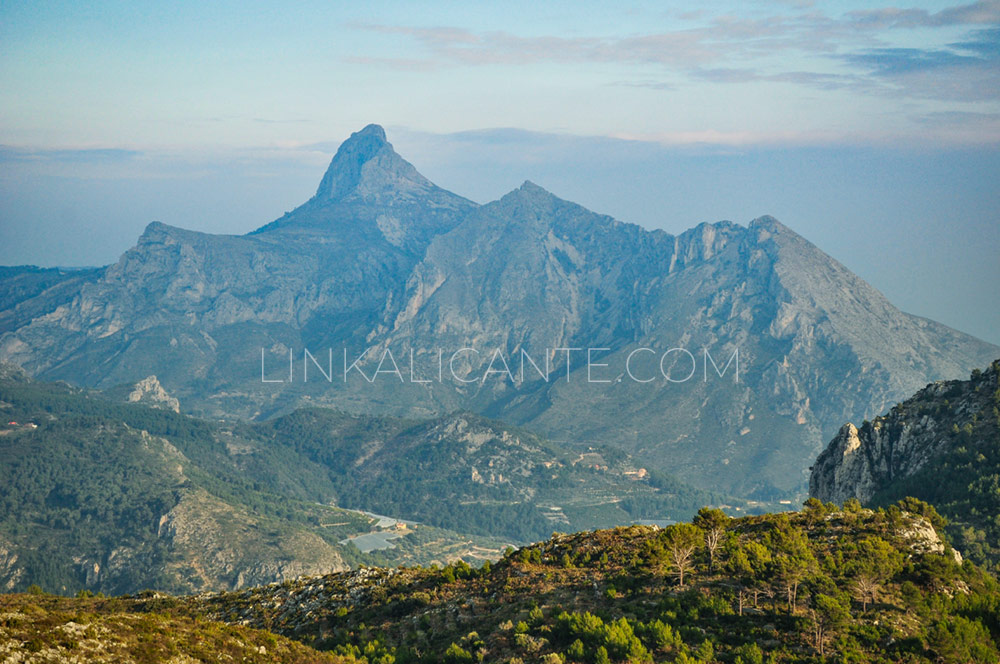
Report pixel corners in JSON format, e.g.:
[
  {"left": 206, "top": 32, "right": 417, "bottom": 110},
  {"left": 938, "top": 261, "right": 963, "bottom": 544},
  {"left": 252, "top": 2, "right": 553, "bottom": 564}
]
[{"left": 1, "top": 1, "right": 998, "bottom": 343}]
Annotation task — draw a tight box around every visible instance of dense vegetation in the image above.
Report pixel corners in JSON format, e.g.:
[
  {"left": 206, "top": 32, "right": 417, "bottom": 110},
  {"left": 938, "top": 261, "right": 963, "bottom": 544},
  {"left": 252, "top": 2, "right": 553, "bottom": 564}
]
[
  {"left": 868, "top": 360, "right": 1000, "bottom": 573},
  {"left": 244, "top": 501, "right": 998, "bottom": 663},
  {"left": 5, "top": 501, "right": 997, "bottom": 662}
]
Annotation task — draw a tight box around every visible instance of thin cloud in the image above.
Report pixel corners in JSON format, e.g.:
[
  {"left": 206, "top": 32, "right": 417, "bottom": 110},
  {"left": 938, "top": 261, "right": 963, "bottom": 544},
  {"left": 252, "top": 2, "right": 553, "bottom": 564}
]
[
  {"left": 607, "top": 128, "right": 859, "bottom": 147},
  {"left": 844, "top": 47, "right": 983, "bottom": 75},
  {"left": 610, "top": 79, "right": 676, "bottom": 91},
  {"left": 845, "top": 1, "right": 1000, "bottom": 29},
  {"left": 952, "top": 25, "right": 1000, "bottom": 55},
  {"left": 358, "top": 24, "right": 720, "bottom": 67},
  {"left": 351, "top": 7, "right": 933, "bottom": 72},
  {"left": 643, "top": 67, "right": 873, "bottom": 93},
  {"left": 841, "top": 25, "right": 1000, "bottom": 101},
  {"left": 342, "top": 55, "right": 441, "bottom": 71},
  {"left": 914, "top": 109, "right": 1000, "bottom": 123},
  {"left": 0, "top": 147, "right": 142, "bottom": 164},
  {"left": 349, "top": 4, "right": 1000, "bottom": 108},
  {"left": 689, "top": 67, "right": 760, "bottom": 83},
  {"left": 767, "top": 70, "right": 873, "bottom": 90},
  {"left": 251, "top": 118, "right": 309, "bottom": 125},
  {"left": 909, "top": 110, "right": 1000, "bottom": 143}
]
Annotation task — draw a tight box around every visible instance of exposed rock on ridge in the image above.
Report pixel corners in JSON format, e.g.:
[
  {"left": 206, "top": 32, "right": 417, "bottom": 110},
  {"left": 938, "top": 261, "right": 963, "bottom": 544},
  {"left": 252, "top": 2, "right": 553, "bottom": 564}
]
[
  {"left": 810, "top": 359, "right": 1000, "bottom": 505},
  {"left": 125, "top": 375, "right": 180, "bottom": 413}
]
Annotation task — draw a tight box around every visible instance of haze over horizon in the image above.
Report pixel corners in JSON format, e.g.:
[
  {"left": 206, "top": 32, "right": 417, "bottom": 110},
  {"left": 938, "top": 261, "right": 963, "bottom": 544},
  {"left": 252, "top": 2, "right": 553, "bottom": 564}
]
[{"left": 1, "top": 0, "right": 998, "bottom": 344}]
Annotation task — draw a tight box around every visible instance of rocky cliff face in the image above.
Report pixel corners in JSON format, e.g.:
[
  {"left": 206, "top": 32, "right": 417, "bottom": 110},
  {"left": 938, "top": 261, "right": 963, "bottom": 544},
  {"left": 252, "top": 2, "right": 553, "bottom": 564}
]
[
  {"left": 810, "top": 360, "right": 1000, "bottom": 505},
  {"left": 153, "top": 488, "right": 349, "bottom": 591},
  {"left": 1, "top": 125, "right": 996, "bottom": 497}
]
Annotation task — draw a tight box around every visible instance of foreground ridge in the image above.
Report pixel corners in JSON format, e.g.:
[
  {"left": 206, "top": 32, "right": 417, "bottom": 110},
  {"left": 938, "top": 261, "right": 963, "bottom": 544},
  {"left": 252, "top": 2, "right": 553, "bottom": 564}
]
[{"left": 4, "top": 503, "right": 996, "bottom": 663}]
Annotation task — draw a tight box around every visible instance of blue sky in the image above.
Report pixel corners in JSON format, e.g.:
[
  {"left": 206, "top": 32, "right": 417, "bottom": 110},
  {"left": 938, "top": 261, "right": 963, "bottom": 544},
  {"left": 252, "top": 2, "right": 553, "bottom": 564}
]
[
  {"left": 3, "top": 0, "right": 999, "bottom": 146},
  {"left": 1, "top": 1, "right": 999, "bottom": 343}
]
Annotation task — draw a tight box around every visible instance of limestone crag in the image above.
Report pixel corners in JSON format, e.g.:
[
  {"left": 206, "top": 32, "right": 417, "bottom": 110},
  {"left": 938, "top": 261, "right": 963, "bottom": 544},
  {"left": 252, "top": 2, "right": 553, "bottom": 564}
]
[
  {"left": 810, "top": 360, "right": 1000, "bottom": 506},
  {"left": 126, "top": 375, "right": 180, "bottom": 413}
]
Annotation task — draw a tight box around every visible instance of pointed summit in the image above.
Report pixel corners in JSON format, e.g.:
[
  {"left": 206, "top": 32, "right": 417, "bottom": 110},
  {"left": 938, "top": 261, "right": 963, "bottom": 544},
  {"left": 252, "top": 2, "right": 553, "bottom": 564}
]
[
  {"left": 746, "top": 215, "right": 809, "bottom": 247},
  {"left": 518, "top": 180, "right": 548, "bottom": 195},
  {"left": 748, "top": 215, "right": 790, "bottom": 233},
  {"left": 498, "top": 180, "right": 561, "bottom": 206},
  {"left": 314, "top": 124, "right": 434, "bottom": 202},
  {"left": 355, "top": 123, "right": 387, "bottom": 142},
  {"left": 250, "top": 123, "right": 476, "bottom": 240}
]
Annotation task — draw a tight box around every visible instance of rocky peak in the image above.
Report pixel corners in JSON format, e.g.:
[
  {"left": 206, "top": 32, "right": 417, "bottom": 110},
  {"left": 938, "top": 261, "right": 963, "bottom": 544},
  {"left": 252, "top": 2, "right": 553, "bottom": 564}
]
[
  {"left": 126, "top": 375, "right": 180, "bottom": 413},
  {"left": 490, "top": 180, "right": 591, "bottom": 231},
  {"left": 807, "top": 423, "right": 871, "bottom": 504},
  {"left": 746, "top": 215, "right": 809, "bottom": 249},
  {"left": 515, "top": 180, "right": 550, "bottom": 195},
  {"left": 135, "top": 221, "right": 173, "bottom": 245},
  {"left": 748, "top": 215, "right": 786, "bottom": 232},
  {"left": 313, "top": 123, "right": 434, "bottom": 202},
  {"left": 501, "top": 180, "right": 560, "bottom": 206}
]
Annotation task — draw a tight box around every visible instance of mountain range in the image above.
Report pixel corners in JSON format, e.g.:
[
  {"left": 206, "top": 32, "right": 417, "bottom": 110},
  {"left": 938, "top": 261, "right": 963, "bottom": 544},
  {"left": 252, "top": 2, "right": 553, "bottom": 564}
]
[{"left": 1, "top": 124, "right": 995, "bottom": 498}]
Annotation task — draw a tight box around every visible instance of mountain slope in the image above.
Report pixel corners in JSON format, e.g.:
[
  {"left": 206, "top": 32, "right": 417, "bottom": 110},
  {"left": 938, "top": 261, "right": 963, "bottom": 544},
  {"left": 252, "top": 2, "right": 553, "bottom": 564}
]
[
  {"left": 0, "top": 366, "right": 718, "bottom": 595},
  {"left": 0, "top": 592, "right": 342, "bottom": 663},
  {"left": 0, "top": 366, "right": 515, "bottom": 595},
  {"left": 369, "top": 191, "right": 997, "bottom": 493},
  {"left": 0, "top": 124, "right": 995, "bottom": 497},
  {"left": 0, "top": 364, "right": 369, "bottom": 595},
  {"left": 255, "top": 407, "right": 726, "bottom": 541},
  {"left": 810, "top": 358, "right": 1000, "bottom": 570}
]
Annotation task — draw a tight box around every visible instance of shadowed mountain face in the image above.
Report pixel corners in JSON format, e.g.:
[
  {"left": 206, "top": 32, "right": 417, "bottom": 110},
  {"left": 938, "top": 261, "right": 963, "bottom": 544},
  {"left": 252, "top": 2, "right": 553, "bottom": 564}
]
[{"left": 1, "top": 124, "right": 996, "bottom": 497}]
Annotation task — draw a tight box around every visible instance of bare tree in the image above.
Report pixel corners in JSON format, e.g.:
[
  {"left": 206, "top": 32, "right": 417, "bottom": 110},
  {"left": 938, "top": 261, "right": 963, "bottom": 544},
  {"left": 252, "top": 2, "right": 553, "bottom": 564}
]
[
  {"left": 705, "top": 528, "right": 722, "bottom": 569},
  {"left": 662, "top": 523, "right": 702, "bottom": 587},
  {"left": 736, "top": 587, "right": 751, "bottom": 616},
  {"left": 694, "top": 508, "right": 728, "bottom": 571},
  {"left": 853, "top": 574, "right": 879, "bottom": 612}
]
